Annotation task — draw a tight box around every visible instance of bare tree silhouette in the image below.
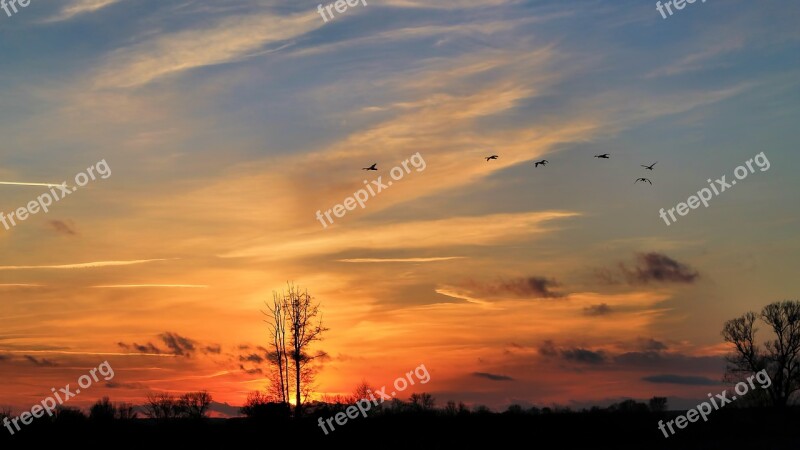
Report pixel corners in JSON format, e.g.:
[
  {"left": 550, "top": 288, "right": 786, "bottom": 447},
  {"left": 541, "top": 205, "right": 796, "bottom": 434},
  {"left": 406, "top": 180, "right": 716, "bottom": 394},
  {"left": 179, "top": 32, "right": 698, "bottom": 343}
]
[
  {"left": 265, "top": 292, "right": 290, "bottom": 404},
  {"left": 143, "top": 391, "right": 212, "bottom": 419},
  {"left": 723, "top": 300, "right": 800, "bottom": 407},
  {"left": 351, "top": 380, "right": 375, "bottom": 404},
  {"left": 410, "top": 393, "right": 436, "bottom": 411},
  {"left": 178, "top": 391, "right": 213, "bottom": 419},
  {"left": 265, "top": 283, "right": 328, "bottom": 417},
  {"left": 144, "top": 393, "right": 179, "bottom": 419},
  {"left": 285, "top": 284, "right": 328, "bottom": 417}
]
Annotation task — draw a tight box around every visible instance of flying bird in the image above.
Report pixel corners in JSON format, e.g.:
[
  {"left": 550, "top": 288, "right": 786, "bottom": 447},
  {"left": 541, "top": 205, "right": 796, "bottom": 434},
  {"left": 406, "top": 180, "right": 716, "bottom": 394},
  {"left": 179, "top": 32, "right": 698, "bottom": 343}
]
[
  {"left": 635, "top": 178, "right": 653, "bottom": 185},
  {"left": 594, "top": 154, "right": 610, "bottom": 159},
  {"left": 485, "top": 155, "right": 499, "bottom": 161},
  {"left": 534, "top": 160, "right": 548, "bottom": 167},
  {"left": 362, "top": 163, "right": 378, "bottom": 171},
  {"left": 641, "top": 162, "right": 657, "bottom": 170}
]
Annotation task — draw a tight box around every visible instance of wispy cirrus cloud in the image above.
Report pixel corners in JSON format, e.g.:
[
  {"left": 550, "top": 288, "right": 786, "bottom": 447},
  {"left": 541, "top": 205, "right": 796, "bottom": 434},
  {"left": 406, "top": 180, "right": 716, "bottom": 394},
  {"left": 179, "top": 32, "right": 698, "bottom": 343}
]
[
  {"left": 222, "top": 212, "right": 578, "bottom": 260},
  {"left": 94, "top": 12, "right": 323, "bottom": 88},
  {"left": 91, "top": 284, "right": 208, "bottom": 288},
  {"left": 338, "top": 257, "right": 465, "bottom": 263},
  {"left": 5, "top": 350, "right": 177, "bottom": 357},
  {"left": 44, "top": 0, "right": 124, "bottom": 23},
  {"left": 0, "top": 259, "right": 173, "bottom": 270}
]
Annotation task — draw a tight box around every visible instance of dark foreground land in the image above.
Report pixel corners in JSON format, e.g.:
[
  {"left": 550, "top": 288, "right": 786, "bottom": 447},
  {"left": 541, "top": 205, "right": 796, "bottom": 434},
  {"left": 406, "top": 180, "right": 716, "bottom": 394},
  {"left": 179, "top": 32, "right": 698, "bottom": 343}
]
[{"left": 2, "top": 408, "right": 798, "bottom": 449}]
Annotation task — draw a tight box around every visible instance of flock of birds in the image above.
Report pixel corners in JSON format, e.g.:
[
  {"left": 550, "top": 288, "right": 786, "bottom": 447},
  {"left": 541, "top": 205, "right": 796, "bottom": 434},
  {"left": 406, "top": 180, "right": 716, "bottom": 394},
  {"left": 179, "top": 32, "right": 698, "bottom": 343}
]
[
  {"left": 361, "top": 154, "right": 657, "bottom": 184},
  {"left": 485, "top": 153, "right": 656, "bottom": 185}
]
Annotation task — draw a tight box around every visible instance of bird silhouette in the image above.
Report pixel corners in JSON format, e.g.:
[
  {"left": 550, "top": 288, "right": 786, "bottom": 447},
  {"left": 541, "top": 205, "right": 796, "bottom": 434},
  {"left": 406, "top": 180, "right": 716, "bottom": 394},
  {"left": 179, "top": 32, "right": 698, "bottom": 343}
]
[
  {"left": 534, "top": 160, "right": 548, "bottom": 167},
  {"left": 594, "top": 154, "right": 610, "bottom": 159},
  {"left": 641, "top": 162, "right": 657, "bottom": 170},
  {"left": 635, "top": 178, "right": 652, "bottom": 185},
  {"left": 486, "top": 155, "right": 499, "bottom": 161},
  {"left": 362, "top": 163, "right": 378, "bottom": 171}
]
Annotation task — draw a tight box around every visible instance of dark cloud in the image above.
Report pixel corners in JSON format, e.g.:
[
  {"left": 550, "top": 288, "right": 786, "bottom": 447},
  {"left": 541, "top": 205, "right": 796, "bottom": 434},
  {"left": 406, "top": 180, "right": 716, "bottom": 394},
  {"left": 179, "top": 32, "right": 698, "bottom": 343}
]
[
  {"left": 119, "top": 332, "right": 202, "bottom": 357},
  {"left": 638, "top": 338, "right": 667, "bottom": 352},
  {"left": 159, "top": 332, "right": 195, "bottom": 357},
  {"left": 614, "top": 351, "right": 724, "bottom": 373},
  {"left": 561, "top": 348, "right": 606, "bottom": 364},
  {"left": 472, "top": 372, "right": 515, "bottom": 382},
  {"left": 538, "top": 340, "right": 558, "bottom": 357},
  {"left": 464, "top": 277, "right": 564, "bottom": 299},
  {"left": 136, "top": 343, "right": 162, "bottom": 353},
  {"left": 496, "top": 277, "right": 563, "bottom": 298},
  {"left": 24, "top": 355, "right": 58, "bottom": 367},
  {"left": 239, "top": 364, "right": 263, "bottom": 375},
  {"left": 583, "top": 303, "right": 612, "bottom": 316},
  {"left": 642, "top": 374, "right": 719, "bottom": 386},
  {"left": 239, "top": 353, "right": 264, "bottom": 363},
  {"left": 46, "top": 220, "right": 77, "bottom": 236},
  {"left": 118, "top": 341, "right": 163, "bottom": 354},
  {"left": 628, "top": 253, "right": 699, "bottom": 284},
  {"left": 235, "top": 345, "right": 270, "bottom": 375},
  {"left": 597, "top": 253, "right": 699, "bottom": 285},
  {"left": 539, "top": 341, "right": 606, "bottom": 364},
  {"left": 203, "top": 345, "right": 222, "bottom": 354},
  {"left": 536, "top": 340, "right": 722, "bottom": 377}
]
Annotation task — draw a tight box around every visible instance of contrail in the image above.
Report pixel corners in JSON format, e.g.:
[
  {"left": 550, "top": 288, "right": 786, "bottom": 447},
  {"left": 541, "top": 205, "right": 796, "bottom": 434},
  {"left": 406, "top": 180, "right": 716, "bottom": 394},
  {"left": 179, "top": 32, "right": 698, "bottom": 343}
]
[
  {"left": 0, "top": 258, "right": 174, "bottom": 270},
  {"left": 338, "top": 257, "right": 465, "bottom": 263},
  {"left": 6, "top": 350, "right": 177, "bottom": 357},
  {"left": 91, "top": 284, "right": 208, "bottom": 288},
  {"left": 0, "top": 181, "right": 60, "bottom": 188}
]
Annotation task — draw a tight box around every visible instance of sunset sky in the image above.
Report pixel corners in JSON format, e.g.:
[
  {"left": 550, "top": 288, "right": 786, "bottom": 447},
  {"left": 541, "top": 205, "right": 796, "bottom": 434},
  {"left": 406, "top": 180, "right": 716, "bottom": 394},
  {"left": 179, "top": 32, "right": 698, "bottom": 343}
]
[{"left": 0, "top": 0, "right": 798, "bottom": 415}]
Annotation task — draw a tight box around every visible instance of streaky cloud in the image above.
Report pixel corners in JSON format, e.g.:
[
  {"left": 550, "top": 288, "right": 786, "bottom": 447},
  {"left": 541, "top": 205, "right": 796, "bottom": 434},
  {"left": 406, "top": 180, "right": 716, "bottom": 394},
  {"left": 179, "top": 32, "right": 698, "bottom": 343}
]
[
  {"left": 43, "top": 0, "right": 123, "bottom": 23},
  {"left": 7, "top": 350, "right": 176, "bottom": 357},
  {"left": 0, "top": 259, "right": 174, "bottom": 270},
  {"left": 91, "top": 284, "right": 208, "bottom": 288},
  {"left": 338, "top": 257, "right": 465, "bottom": 263},
  {"left": 0, "top": 181, "right": 60, "bottom": 188}
]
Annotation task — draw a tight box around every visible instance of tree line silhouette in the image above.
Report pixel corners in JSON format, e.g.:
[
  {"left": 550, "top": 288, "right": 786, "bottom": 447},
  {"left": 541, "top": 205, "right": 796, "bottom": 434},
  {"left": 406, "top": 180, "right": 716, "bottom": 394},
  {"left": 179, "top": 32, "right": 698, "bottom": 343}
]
[{"left": 2, "top": 296, "right": 799, "bottom": 449}]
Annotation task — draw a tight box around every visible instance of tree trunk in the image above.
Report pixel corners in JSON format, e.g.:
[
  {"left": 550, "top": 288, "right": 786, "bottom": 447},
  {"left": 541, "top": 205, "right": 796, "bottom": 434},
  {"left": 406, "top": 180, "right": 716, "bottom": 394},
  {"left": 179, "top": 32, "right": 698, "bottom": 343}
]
[{"left": 295, "top": 353, "right": 302, "bottom": 417}]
